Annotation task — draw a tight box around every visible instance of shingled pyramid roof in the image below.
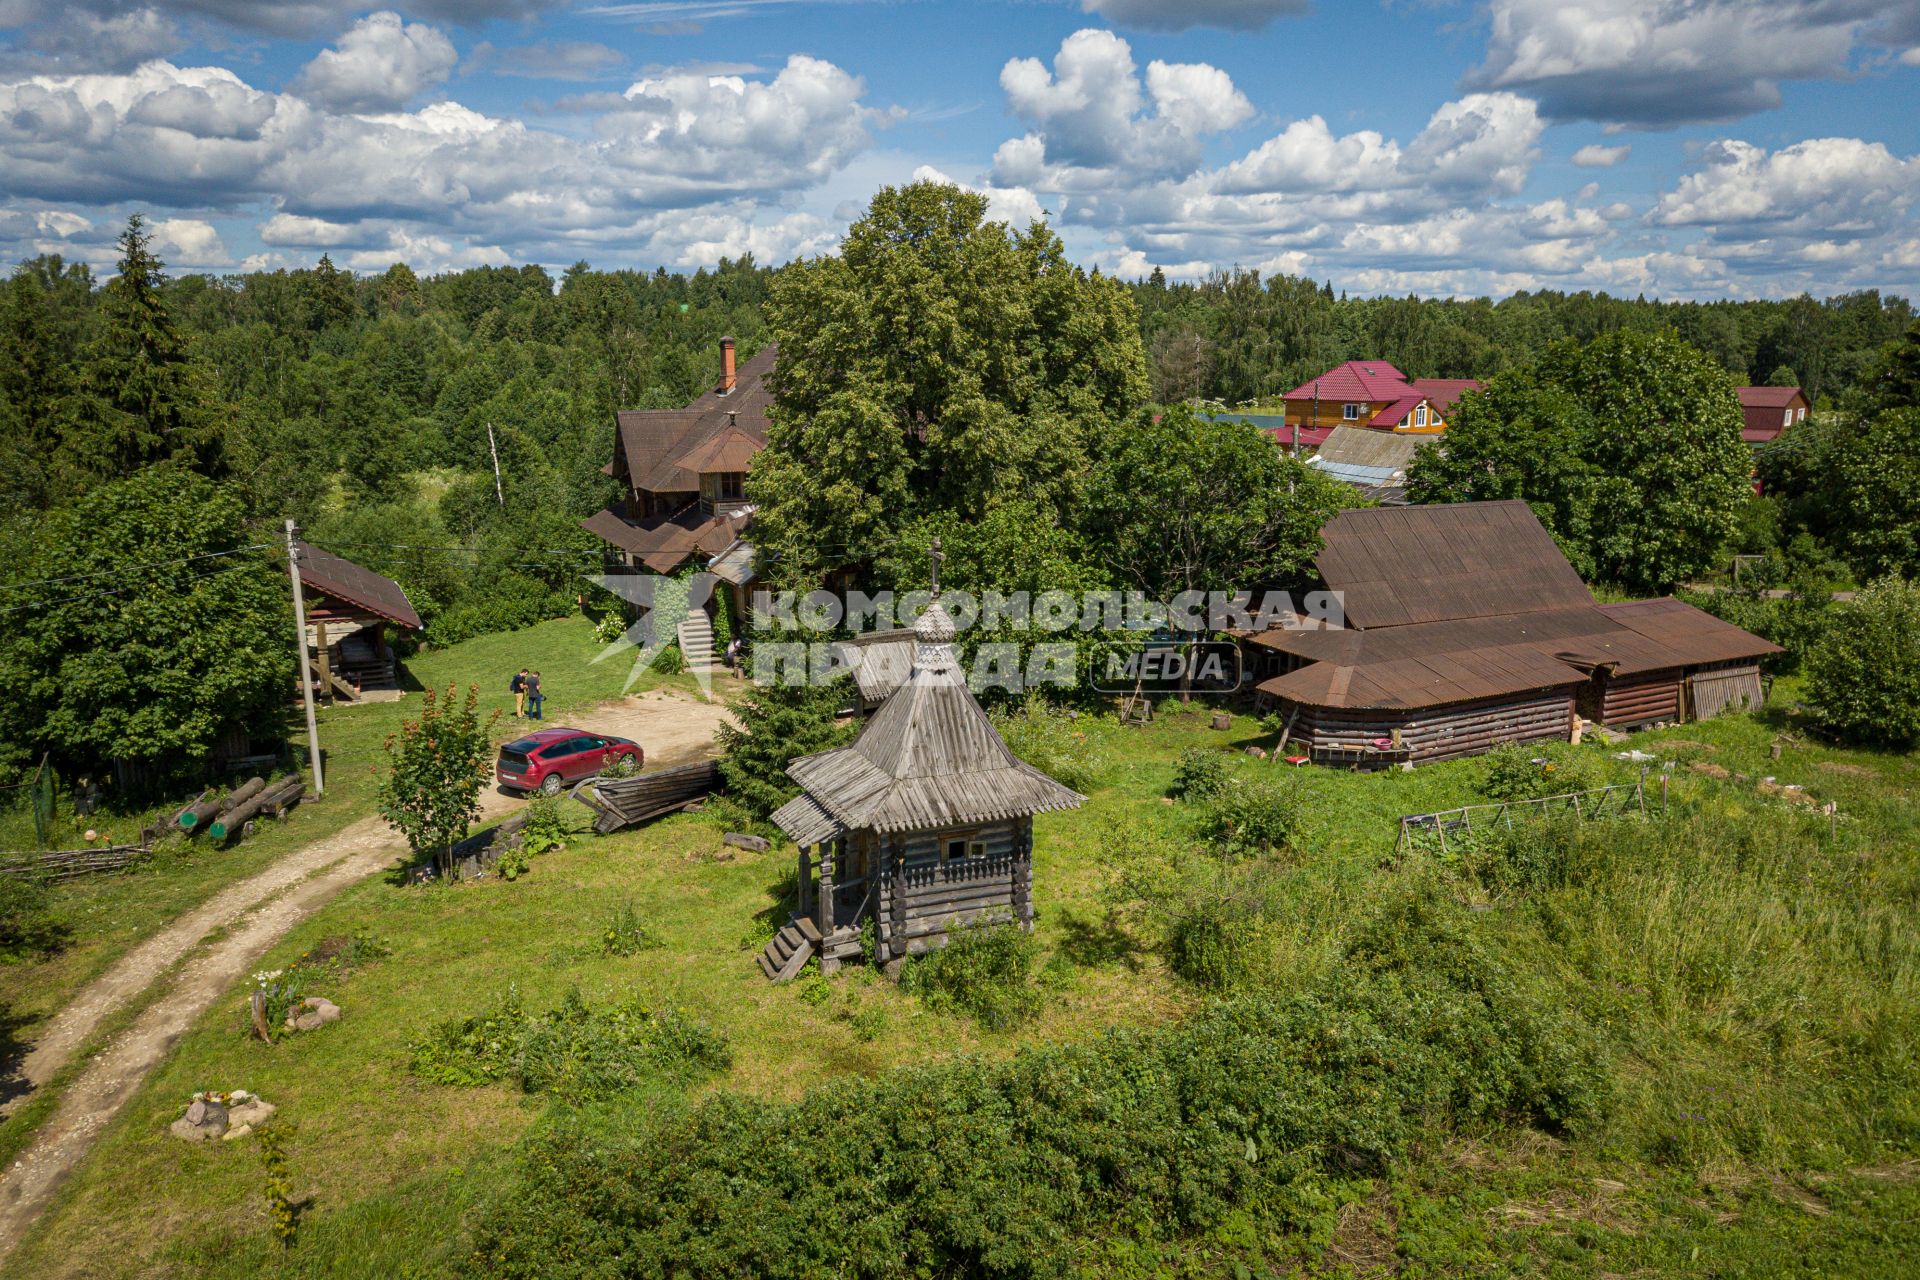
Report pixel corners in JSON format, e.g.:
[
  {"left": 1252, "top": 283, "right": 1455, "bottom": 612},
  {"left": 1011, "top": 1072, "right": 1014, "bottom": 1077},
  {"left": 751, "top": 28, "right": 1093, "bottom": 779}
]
[{"left": 771, "top": 598, "right": 1084, "bottom": 842}]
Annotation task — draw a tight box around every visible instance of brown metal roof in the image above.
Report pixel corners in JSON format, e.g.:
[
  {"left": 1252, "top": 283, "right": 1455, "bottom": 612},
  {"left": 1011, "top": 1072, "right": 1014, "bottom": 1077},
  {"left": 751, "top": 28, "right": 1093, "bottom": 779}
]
[
  {"left": 672, "top": 425, "right": 763, "bottom": 475},
  {"left": 294, "top": 542, "right": 422, "bottom": 631},
  {"left": 1597, "top": 597, "right": 1783, "bottom": 667},
  {"left": 1317, "top": 500, "right": 1594, "bottom": 629},
  {"left": 615, "top": 343, "right": 776, "bottom": 496},
  {"left": 581, "top": 503, "right": 749, "bottom": 574},
  {"left": 1249, "top": 502, "right": 1780, "bottom": 711}
]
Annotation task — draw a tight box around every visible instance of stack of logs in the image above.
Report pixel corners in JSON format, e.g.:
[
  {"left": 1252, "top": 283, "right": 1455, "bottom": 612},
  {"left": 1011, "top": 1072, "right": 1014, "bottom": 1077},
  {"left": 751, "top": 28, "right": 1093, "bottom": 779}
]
[{"left": 174, "top": 776, "right": 307, "bottom": 844}]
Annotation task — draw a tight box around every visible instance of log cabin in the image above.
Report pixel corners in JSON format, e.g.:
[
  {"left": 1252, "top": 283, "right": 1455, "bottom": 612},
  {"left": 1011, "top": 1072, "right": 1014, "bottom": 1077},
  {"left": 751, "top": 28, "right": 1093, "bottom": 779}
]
[
  {"left": 763, "top": 596, "right": 1083, "bottom": 979},
  {"left": 580, "top": 337, "right": 773, "bottom": 623},
  {"left": 1247, "top": 502, "right": 1780, "bottom": 767},
  {"left": 293, "top": 542, "right": 422, "bottom": 703}
]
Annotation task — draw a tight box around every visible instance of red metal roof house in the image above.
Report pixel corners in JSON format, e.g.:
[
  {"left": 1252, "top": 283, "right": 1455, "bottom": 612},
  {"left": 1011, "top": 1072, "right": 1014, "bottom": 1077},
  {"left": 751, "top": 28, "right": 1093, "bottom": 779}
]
[
  {"left": 1279, "top": 362, "right": 1483, "bottom": 436},
  {"left": 1735, "top": 385, "right": 1809, "bottom": 444}
]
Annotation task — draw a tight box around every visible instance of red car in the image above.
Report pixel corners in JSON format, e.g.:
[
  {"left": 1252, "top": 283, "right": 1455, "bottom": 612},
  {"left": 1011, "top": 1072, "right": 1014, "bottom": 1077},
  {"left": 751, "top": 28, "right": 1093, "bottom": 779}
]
[{"left": 496, "top": 727, "right": 643, "bottom": 796}]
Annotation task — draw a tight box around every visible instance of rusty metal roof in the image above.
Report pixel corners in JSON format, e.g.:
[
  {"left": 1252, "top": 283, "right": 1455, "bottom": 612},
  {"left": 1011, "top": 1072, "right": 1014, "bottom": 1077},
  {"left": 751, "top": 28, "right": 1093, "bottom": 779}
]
[
  {"left": 615, "top": 342, "right": 776, "bottom": 495},
  {"left": 294, "top": 542, "right": 421, "bottom": 630},
  {"left": 1249, "top": 502, "right": 1780, "bottom": 711},
  {"left": 581, "top": 503, "right": 749, "bottom": 574},
  {"left": 1317, "top": 500, "right": 1594, "bottom": 629}
]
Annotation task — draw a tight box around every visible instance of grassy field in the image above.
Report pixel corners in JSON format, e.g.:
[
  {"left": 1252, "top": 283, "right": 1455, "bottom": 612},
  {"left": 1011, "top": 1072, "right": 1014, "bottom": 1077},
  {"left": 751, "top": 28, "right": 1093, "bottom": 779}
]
[
  {"left": 4, "top": 685, "right": 1917, "bottom": 1277},
  {"left": 0, "top": 615, "right": 693, "bottom": 1169}
]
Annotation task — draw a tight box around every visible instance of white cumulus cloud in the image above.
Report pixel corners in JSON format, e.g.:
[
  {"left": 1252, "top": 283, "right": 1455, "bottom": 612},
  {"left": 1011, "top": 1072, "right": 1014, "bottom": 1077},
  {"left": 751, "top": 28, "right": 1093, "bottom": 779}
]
[{"left": 291, "top": 11, "right": 458, "bottom": 114}]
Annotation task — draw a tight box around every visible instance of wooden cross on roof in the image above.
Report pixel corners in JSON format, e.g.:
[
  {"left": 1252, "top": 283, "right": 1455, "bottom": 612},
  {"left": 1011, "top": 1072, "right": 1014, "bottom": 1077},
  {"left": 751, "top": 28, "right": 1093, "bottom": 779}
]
[{"left": 929, "top": 536, "right": 944, "bottom": 597}]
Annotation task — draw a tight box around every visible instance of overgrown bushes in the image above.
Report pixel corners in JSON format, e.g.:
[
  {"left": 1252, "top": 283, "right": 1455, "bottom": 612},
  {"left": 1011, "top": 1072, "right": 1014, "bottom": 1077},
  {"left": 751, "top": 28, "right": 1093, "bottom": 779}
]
[
  {"left": 1479, "top": 742, "right": 1598, "bottom": 801},
  {"left": 993, "top": 695, "right": 1108, "bottom": 793},
  {"left": 1198, "top": 773, "right": 1305, "bottom": 854},
  {"left": 899, "top": 920, "right": 1044, "bottom": 1029},
  {"left": 1805, "top": 576, "right": 1920, "bottom": 749},
  {"left": 0, "top": 873, "right": 66, "bottom": 960},
  {"left": 473, "top": 890, "right": 1606, "bottom": 1279},
  {"left": 411, "top": 987, "right": 730, "bottom": 1102},
  {"left": 1169, "top": 746, "right": 1227, "bottom": 801}
]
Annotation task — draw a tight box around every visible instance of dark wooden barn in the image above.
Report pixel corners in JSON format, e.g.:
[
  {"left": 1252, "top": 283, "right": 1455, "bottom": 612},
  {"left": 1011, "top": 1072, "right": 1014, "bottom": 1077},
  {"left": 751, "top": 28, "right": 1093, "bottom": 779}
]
[
  {"left": 295, "top": 542, "right": 423, "bottom": 702},
  {"left": 1248, "top": 502, "right": 1780, "bottom": 766},
  {"left": 763, "top": 597, "right": 1083, "bottom": 980}
]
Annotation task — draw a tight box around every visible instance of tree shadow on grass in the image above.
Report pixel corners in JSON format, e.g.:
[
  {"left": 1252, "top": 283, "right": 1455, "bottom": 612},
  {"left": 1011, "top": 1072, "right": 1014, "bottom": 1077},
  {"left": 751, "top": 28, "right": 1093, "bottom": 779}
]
[
  {"left": 1053, "top": 906, "right": 1148, "bottom": 971},
  {"left": 0, "top": 998, "right": 33, "bottom": 1110}
]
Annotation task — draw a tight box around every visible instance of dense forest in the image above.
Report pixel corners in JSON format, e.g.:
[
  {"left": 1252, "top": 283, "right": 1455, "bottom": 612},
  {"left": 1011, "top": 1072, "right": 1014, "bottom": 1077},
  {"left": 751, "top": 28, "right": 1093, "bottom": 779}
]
[{"left": 1, "top": 207, "right": 1915, "bottom": 784}]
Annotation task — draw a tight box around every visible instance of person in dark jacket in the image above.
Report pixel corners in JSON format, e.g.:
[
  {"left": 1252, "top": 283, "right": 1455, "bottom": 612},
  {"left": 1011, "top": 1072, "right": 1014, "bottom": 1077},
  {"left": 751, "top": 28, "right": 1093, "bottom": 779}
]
[
  {"left": 527, "top": 670, "right": 544, "bottom": 720},
  {"left": 510, "top": 668, "right": 528, "bottom": 718}
]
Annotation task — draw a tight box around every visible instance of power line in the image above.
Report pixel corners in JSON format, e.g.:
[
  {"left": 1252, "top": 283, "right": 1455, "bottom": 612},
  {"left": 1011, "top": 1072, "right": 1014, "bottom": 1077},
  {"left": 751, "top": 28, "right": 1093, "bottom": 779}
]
[
  {"left": 0, "top": 543, "right": 276, "bottom": 594},
  {"left": 0, "top": 559, "right": 265, "bottom": 617}
]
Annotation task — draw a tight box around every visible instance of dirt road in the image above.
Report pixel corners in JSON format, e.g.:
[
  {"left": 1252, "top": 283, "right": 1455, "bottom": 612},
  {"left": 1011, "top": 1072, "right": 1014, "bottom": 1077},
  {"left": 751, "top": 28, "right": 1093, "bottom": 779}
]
[{"left": 0, "top": 688, "right": 733, "bottom": 1267}]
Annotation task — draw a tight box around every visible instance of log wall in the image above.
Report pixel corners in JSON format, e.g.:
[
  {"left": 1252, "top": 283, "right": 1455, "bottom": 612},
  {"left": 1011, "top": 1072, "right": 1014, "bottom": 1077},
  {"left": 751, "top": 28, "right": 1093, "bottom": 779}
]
[
  {"left": 1597, "top": 671, "right": 1683, "bottom": 728},
  {"left": 1289, "top": 690, "right": 1574, "bottom": 765},
  {"left": 875, "top": 819, "right": 1028, "bottom": 962}
]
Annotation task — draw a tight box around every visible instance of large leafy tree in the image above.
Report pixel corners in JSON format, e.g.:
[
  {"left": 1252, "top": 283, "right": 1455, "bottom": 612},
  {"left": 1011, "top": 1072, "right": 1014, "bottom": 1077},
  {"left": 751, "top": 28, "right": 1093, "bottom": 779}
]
[
  {"left": 1082, "top": 405, "right": 1357, "bottom": 605},
  {"left": 0, "top": 466, "right": 289, "bottom": 784},
  {"left": 54, "top": 216, "right": 226, "bottom": 491},
  {"left": 748, "top": 181, "right": 1150, "bottom": 585},
  {"left": 1761, "top": 407, "right": 1920, "bottom": 582},
  {"left": 1408, "top": 329, "right": 1751, "bottom": 591}
]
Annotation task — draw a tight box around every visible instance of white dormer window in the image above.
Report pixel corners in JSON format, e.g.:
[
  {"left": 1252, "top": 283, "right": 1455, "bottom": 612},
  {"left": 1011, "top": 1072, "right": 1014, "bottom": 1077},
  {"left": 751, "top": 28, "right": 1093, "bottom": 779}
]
[
  {"left": 1343, "top": 403, "right": 1362, "bottom": 420},
  {"left": 1797, "top": 407, "right": 1806, "bottom": 421},
  {"left": 1415, "top": 404, "right": 1429, "bottom": 427},
  {"left": 1783, "top": 409, "right": 1793, "bottom": 427}
]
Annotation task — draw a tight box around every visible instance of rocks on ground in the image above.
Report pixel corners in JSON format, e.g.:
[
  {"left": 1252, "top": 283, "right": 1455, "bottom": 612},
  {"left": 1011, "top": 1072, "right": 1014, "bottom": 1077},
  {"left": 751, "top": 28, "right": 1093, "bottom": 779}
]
[
  {"left": 284, "top": 996, "right": 341, "bottom": 1033},
  {"left": 169, "top": 1090, "right": 277, "bottom": 1142}
]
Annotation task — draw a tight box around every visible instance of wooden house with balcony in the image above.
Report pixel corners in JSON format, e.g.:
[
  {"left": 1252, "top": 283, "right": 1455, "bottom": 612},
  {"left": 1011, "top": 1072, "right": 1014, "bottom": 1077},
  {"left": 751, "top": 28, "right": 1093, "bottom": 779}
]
[
  {"left": 581, "top": 337, "right": 773, "bottom": 626},
  {"left": 761, "top": 595, "right": 1084, "bottom": 981}
]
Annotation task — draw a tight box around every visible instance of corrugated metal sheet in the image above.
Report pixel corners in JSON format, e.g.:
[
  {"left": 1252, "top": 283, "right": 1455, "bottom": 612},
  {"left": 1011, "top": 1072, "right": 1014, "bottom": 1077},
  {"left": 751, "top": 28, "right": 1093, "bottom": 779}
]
[{"left": 294, "top": 542, "right": 422, "bottom": 631}]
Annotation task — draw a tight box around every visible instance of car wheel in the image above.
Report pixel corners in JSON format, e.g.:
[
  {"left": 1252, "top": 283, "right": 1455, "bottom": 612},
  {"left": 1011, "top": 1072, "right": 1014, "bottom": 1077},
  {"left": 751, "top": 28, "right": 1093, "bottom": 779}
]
[{"left": 540, "top": 773, "right": 564, "bottom": 796}]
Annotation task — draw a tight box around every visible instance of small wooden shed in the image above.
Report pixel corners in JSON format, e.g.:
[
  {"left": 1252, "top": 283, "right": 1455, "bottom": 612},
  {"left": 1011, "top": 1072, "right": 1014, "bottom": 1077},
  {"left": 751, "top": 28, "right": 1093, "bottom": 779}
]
[
  {"left": 294, "top": 542, "right": 423, "bottom": 702},
  {"left": 764, "top": 597, "right": 1083, "bottom": 980}
]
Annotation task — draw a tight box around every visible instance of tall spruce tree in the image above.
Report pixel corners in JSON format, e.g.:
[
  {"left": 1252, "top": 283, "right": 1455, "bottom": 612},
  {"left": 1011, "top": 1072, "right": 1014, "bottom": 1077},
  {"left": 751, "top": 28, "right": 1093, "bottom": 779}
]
[{"left": 56, "top": 215, "right": 225, "bottom": 489}]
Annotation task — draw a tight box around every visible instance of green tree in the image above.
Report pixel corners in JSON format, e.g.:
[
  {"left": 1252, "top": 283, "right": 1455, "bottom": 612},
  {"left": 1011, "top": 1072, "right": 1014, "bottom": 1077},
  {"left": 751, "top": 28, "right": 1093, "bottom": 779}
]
[
  {"left": 56, "top": 216, "right": 225, "bottom": 489},
  {"left": 1408, "top": 329, "right": 1751, "bottom": 591},
  {"left": 1804, "top": 577, "right": 1920, "bottom": 749},
  {"left": 377, "top": 683, "right": 499, "bottom": 877},
  {"left": 717, "top": 674, "right": 855, "bottom": 819},
  {"left": 1761, "top": 408, "right": 1920, "bottom": 581},
  {"left": 0, "top": 466, "right": 289, "bottom": 784},
  {"left": 748, "top": 181, "right": 1150, "bottom": 584},
  {"left": 1083, "top": 405, "right": 1355, "bottom": 604}
]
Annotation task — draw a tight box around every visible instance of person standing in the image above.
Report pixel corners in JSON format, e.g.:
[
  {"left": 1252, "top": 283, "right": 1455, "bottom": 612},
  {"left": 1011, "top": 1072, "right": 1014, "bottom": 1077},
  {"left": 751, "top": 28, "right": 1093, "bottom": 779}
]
[
  {"left": 527, "top": 670, "right": 544, "bottom": 720},
  {"left": 510, "top": 668, "right": 528, "bottom": 718}
]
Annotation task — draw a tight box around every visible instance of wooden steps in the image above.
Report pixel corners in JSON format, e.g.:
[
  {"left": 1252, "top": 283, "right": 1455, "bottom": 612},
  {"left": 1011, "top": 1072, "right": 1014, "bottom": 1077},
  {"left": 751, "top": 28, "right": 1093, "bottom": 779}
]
[
  {"left": 677, "top": 614, "right": 716, "bottom": 674},
  {"left": 757, "top": 916, "right": 819, "bottom": 982}
]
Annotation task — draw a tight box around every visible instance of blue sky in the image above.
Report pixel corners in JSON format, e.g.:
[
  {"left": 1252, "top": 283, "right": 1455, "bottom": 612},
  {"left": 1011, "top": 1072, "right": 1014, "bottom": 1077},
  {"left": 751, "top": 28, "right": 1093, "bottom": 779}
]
[{"left": 1, "top": 1, "right": 1917, "bottom": 299}]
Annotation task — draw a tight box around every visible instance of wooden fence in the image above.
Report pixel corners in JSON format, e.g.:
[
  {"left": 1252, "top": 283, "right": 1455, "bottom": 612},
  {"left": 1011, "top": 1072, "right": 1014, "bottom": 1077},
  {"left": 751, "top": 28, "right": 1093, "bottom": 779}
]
[
  {"left": 0, "top": 841, "right": 151, "bottom": 882},
  {"left": 1393, "top": 776, "right": 1652, "bottom": 857}
]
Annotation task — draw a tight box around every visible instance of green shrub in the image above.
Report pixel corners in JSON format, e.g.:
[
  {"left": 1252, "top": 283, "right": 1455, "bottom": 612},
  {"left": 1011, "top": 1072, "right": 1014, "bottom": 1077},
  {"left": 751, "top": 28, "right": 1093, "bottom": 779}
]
[
  {"left": 518, "top": 795, "right": 571, "bottom": 856},
  {"left": 1480, "top": 743, "right": 1598, "bottom": 802},
  {"left": 900, "top": 919, "right": 1044, "bottom": 1030},
  {"left": 1805, "top": 577, "right": 1920, "bottom": 749},
  {"left": 598, "top": 751, "right": 642, "bottom": 780},
  {"left": 718, "top": 674, "right": 856, "bottom": 819},
  {"left": 1200, "top": 773, "right": 1304, "bottom": 855},
  {"left": 410, "top": 987, "right": 730, "bottom": 1102},
  {"left": 475, "top": 892, "right": 1606, "bottom": 1278},
  {"left": 1166, "top": 893, "right": 1268, "bottom": 991},
  {"left": 601, "top": 901, "right": 663, "bottom": 957},
  {"left": 1170, "top": 746, "right": 1228, "bottom": 801},
  {"left": 651, "top": 642, "right": 685, "bottom": 676},
  {"left": 991, "top": 694, "right": 1108, "bottom": 793},
  {"left": 0, "top": 872, "right": 67, "bottom": 960}
]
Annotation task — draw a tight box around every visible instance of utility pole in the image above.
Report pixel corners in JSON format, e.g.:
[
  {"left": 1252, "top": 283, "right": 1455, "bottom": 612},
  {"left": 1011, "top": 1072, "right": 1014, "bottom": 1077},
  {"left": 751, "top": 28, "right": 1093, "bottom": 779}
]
[
  {"left": 486, "top": 422, "right": 504, "bottom": 507},
  {"left": 285, "top": 520, "right": 325, "bottom": 797}
]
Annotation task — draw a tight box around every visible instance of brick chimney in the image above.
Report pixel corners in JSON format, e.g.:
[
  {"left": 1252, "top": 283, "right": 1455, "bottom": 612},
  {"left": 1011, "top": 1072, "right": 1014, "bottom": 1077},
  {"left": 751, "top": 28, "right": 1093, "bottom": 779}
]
[{"left": 720, "top": 337, "right": 736, "bottom": 395}]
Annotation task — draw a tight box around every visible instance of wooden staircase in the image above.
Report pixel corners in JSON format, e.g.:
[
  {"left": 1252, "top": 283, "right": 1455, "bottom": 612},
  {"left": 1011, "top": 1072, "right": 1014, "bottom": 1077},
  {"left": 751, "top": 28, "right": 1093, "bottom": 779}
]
[
  {"left": 757, "top": 916, "right": 819, "bottom": 982},
  {"left": 677, "top": 613, "right": 716, "bottom": 675}
]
